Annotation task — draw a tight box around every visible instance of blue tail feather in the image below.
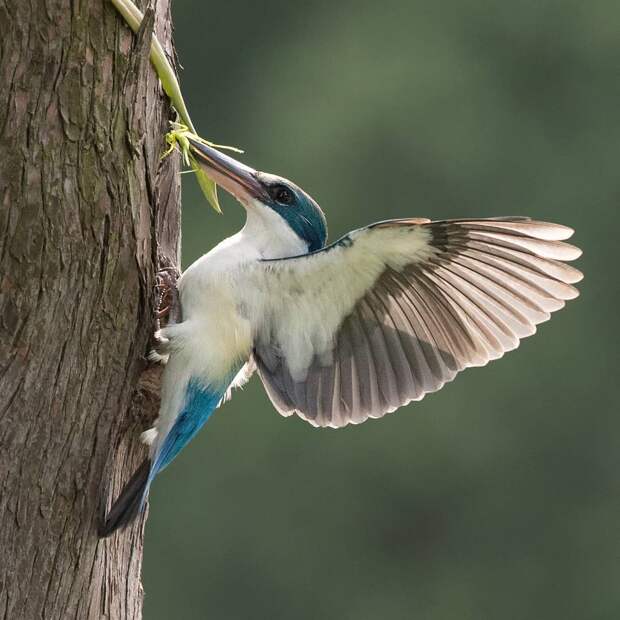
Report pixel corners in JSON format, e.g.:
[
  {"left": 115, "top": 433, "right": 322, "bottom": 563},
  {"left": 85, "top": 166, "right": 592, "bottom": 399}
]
[
  {"left": 98, "top": 458, "right": 151, "bottom": 537},
  {"left": 151, "top": 378, "right": 228, "bottom": 476},
  {"left": 99, "top": 377, "right": 233, "bottom": 537}
]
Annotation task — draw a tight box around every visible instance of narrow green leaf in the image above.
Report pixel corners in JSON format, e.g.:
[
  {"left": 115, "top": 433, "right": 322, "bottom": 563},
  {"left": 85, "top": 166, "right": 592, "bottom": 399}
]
[{"left": 190, "top": 157, "right": 222, "bottom": 214}]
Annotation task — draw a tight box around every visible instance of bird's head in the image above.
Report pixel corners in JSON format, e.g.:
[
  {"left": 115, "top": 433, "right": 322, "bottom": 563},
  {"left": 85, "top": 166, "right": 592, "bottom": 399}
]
[{"left": 189, "top": 138, "right": 327, "bottom": 254}]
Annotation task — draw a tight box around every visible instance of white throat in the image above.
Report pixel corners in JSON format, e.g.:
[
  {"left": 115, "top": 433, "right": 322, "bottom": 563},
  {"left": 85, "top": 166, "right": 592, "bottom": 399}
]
[
  {"left": 179, "top": 200, "right": 310, "bottom": 300},
  {"left": 240, "top": 200, "right": 308, "bottom": 260}
]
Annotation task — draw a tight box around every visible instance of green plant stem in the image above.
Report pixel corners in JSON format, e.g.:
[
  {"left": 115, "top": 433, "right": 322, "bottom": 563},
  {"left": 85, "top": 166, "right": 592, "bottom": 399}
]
[{"left": 110, "top": 0, "right": 196, "bottom": 133}]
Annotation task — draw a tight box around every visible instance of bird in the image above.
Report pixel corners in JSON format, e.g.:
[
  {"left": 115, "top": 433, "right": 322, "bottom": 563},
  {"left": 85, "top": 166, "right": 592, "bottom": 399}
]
[{"left": 98, "top": 137, "right": 583, "bottom": 537}]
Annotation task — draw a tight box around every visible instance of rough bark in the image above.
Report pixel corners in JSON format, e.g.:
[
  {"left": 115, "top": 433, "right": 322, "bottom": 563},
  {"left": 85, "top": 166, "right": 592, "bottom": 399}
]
[{"left": 0, "top": 1, "right": 181, "bottom": 618}]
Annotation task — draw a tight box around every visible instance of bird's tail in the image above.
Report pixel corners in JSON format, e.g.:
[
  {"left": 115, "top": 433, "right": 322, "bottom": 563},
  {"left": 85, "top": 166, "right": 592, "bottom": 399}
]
[{"left": 98, "top": 458, "right": 151, "bottom": 538}]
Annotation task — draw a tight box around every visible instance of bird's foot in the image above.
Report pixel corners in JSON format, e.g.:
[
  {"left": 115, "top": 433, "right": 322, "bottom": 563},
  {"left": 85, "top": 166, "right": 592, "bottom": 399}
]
[
  {"left": 149, "top": 264, "right": 181, "bottom": 365},
  {"left": 155, "top": 266, "right": 181, "bottom": 326}
]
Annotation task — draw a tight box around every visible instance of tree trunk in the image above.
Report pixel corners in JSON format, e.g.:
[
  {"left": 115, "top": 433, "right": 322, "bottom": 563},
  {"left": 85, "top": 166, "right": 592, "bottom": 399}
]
[{"left": 0, "top": 1, "right": 180, "bottom": 618}]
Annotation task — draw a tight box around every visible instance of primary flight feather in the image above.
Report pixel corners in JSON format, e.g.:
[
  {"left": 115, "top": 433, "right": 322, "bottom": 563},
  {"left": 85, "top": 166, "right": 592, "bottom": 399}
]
[{"left": 99, "top": 139, "right": 582, "bottom": 536}]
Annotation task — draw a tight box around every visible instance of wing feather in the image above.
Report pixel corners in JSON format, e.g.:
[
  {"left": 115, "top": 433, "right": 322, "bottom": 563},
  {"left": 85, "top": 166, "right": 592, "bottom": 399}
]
[{"left": 253, "top": 218, "right": 582, "bottom": 428}]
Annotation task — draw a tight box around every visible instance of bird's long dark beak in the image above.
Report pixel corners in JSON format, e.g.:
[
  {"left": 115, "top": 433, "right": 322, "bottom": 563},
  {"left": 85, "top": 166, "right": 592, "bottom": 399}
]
[{"left": 187, "top": 137, "right": 268, "bottom": 204}]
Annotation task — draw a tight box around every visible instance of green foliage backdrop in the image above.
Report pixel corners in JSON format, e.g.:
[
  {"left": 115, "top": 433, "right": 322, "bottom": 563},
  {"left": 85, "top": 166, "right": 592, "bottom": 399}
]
[{"left": 144, "top": 1, "right": 618, "bottom": 618}]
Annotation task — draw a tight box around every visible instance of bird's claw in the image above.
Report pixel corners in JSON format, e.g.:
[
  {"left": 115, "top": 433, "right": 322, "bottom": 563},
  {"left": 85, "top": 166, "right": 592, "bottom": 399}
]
[
  {"left": 149, "top": 264, "right": 181, "bottom": 365},
  {"left": 155, "top": 305, "right": 170, "bottom": 319},
  {"left": 155, "top": 266, "right": 181, "bottom": 328}
]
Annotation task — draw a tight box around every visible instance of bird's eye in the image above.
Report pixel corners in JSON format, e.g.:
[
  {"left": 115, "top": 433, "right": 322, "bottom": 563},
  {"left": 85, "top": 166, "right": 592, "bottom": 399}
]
[{"left": 271, "top": 185, "right": 294, "bottom": 205}]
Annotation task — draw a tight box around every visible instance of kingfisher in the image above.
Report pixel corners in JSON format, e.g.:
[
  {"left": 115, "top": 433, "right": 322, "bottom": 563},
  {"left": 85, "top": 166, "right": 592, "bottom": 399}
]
[{"left": 99, "top": 138, "right": 583, "bottom": 536}]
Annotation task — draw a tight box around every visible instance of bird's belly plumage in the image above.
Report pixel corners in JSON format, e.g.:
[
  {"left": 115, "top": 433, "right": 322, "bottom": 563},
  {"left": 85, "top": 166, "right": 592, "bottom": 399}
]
[
  {"left": 178, "top": 282, "right": 252, "bottom": 382},
  {"left": 149, "top": 241, "right": 258, "bottom": 461},
  {"left": 177, "top": 239, "right": 257, "bottom": 379}
]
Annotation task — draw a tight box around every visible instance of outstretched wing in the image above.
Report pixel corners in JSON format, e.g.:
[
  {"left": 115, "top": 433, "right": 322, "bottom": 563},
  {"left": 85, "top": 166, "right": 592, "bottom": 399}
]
[{"left": 251, "top": 217, "right": 582, "bottom": 428}]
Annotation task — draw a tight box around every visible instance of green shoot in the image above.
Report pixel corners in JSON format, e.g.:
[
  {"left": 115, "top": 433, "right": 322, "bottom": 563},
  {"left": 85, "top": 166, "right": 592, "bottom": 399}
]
[{"left": 163, "top": 124, "right": 244, "bottom": 214}]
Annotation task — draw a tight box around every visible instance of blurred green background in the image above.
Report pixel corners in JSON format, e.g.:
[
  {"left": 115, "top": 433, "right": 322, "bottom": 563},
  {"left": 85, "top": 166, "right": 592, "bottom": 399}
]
[{"left": 143, "top": 1, "right": 619, "bottom": 618}]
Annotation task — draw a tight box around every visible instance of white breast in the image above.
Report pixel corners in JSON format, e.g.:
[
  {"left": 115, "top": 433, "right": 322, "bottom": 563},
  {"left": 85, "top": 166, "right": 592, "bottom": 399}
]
[
  {"left": 172, "top": 234, "right": 256, "bottom": 384},
  {"left": 166, "top": 207, "right": 307, "bottom": 384}
]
